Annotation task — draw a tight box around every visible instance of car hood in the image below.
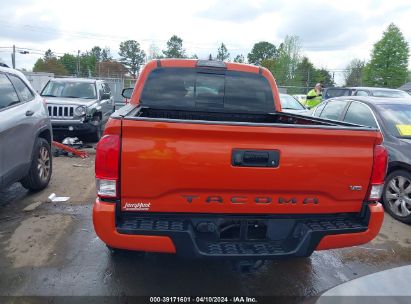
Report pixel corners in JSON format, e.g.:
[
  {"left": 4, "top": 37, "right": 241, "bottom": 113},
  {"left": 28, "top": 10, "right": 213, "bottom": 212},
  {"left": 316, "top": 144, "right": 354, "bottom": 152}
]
[{"left": 43, "top": 97, "right": 98, "bottom": 107}]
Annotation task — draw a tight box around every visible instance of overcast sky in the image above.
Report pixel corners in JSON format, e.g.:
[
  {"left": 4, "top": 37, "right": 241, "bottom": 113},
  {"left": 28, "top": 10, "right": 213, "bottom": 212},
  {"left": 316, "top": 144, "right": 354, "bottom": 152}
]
[{"left": 0, "top": 0, "right": 410, "bottom": 84}]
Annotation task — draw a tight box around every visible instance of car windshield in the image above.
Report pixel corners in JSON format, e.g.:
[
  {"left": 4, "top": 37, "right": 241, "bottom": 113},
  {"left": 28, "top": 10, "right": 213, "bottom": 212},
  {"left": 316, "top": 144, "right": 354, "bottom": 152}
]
[
  {"left": 372, "top": 89, "right": 409, "bottom": 98},
  {"left": 378, "top": 104, "right": 411, "bottom": 137},
  {"left": 41, "top": 81, "right": 96, "bottom": 99},
  {"left": 280, "top": 94, "right": 305, "bottom": 110}
]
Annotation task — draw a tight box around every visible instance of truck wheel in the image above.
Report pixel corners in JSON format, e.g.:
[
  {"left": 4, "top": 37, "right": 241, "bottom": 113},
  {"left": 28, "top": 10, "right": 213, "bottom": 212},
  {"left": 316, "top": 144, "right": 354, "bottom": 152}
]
[
  {"left": 88, "top": 117, "right": 103, "bottom": 143},
  {"left": 21, "top": 138, "right": 52, "bottom": 191},
  {"left": 383, "top": 170, "right": 411, "bottom": 224}
]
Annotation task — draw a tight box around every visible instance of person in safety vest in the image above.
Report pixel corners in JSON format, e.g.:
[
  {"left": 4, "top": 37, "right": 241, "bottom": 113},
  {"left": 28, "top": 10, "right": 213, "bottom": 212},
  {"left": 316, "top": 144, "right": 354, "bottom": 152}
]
[{"left": 306, "top": 83, "right": 323, "bottom": 109}]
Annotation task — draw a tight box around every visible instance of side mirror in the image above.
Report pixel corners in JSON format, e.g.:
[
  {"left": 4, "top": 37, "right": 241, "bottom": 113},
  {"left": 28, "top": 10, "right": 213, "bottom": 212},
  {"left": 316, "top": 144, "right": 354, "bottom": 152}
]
[{"left": 122, "top": 88, "right": 133, "bottom": 99}]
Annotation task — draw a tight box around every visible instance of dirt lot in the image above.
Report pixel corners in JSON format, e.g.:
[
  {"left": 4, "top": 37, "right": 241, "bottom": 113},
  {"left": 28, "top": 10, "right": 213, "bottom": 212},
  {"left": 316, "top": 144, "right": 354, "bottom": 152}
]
[{"left": 0, "top": 151, "right": 410, "bottom": 299}]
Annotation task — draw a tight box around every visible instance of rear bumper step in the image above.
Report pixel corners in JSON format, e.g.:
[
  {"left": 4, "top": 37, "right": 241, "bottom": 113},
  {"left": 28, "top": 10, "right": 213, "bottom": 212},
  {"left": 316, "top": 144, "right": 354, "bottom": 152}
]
[{"left": 112, "top": 206, "right": 377, "bottom": 258}]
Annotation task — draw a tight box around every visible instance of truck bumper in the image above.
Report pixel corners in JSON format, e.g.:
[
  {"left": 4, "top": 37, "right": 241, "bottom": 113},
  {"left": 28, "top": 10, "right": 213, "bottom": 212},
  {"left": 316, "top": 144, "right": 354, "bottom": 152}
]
[
  {"left": 92, "top": 200, "right": 383, "bottom": 258},
  {"left": 51, "top": 120, "right": 98, "bottom": 138}
]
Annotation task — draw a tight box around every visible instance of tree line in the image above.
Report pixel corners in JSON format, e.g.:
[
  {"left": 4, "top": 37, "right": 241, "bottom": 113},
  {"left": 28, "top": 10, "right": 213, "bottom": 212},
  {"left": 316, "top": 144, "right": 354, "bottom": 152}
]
[
  {"left": 32, "top": 23, "right": 409, "bottom": 89},
  {"left": 343, "top": 23, "right": 409, "bottom": 88}
]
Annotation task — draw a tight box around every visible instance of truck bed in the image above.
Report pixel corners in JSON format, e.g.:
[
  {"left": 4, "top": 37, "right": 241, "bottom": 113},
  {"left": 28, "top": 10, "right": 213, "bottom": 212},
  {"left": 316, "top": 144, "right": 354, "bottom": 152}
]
[{"left": 121, "top": 105, "right": 364, "bottom": 128}]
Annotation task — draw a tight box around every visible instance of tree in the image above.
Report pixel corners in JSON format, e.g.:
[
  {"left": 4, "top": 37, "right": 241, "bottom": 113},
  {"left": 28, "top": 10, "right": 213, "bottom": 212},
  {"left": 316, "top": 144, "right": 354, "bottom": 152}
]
[
  {"left": 147, "top": 43, "right": 163, "bottom": 60},
  {"left": 101, "top": 48, "right": 112, "bottom": 61},
  {"left": 95, "top": 60, "right": 127, "bottom": 77},
  {"left": 59, "top": 53, "right": 77, "bottom": 75},
  {"left": 247, "top": 41, "right": 277, "bottom": 66},
  {"left": 261, "top": 59, "right": 276, "bottom": 72},
  {"left": 44, "top": 49, "right": 55, "bottom": 60},
  {"left": 119, "top": 40, "right": 146, "bottom": 78},
  {"left": 79, "top": 52, "right": 97, "bottom": 77},
  {"left": 190, "top": 54, "right": 198, "bottom": 59},
  {"left": 163, "top": 35, "right": 186, "bottom": 58},
  {"left": 293, "top": 56, "right": 317, "bottom": 88},
  {"left": 363, "top": 23, "right": 409, "bottom": 87},
  {"left": 216, "top": 43, "right": 230, "bottom": 61},
  {"left": 344, "top": 59, "right": 365, "bottom": 86},
  {"left": 91, "top": 46, "right": 102, "bottom": 62},
  {"left": 315, "top": 68, "right": 334, "bottom": 87},
  {"left": 271, "top": 35, "right": 302, "bottom": 86},
  {"left": 33, "top": 49, "right": 68, "bottom": 75},
  {"left": 90, "top": 46, "right": 112, "bottom": 62},
  {"left": 33, "top": 58, "right": 68, "bottom": 75},
  {"left": 233, "top": 54, "right": 245, "bottom": 63}
]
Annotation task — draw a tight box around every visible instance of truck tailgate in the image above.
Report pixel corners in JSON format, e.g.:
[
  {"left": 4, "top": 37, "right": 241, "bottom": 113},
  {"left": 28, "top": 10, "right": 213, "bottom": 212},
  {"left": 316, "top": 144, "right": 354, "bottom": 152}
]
[{"left": 120, "top": 119, "right": 379, "bottom": 214}]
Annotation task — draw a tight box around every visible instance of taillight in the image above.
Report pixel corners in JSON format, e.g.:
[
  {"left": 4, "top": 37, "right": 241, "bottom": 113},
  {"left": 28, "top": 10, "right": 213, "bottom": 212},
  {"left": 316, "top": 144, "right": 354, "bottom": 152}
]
[
  {"left": 368, "top": 145, "right": 388, "bottom": 201},
  {"left": 95, "top": 134, "right": 120, "bottom": 198}
]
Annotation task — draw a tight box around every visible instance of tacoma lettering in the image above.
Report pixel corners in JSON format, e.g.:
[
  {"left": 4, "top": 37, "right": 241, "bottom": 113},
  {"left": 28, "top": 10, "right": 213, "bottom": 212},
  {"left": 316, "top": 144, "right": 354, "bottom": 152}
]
[{"left": 182, "top": 195, "right": 319, "bottom": 205}]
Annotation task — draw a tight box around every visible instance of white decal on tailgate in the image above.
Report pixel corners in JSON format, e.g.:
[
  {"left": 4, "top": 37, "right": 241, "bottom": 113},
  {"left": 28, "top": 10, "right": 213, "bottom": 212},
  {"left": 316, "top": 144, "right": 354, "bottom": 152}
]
[{"left": 124, "top": 202, "right": 151, "bottom": 211}]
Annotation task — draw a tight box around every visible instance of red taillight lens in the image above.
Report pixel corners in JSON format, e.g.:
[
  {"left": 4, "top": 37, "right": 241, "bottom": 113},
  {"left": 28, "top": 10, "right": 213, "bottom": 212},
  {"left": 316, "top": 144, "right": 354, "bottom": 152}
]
[
  {"left": 368, "top": 145, "right": 388, "bottom": 201},
  {"left": 95, "top": 134, "right": 120, "bottom": 198}
]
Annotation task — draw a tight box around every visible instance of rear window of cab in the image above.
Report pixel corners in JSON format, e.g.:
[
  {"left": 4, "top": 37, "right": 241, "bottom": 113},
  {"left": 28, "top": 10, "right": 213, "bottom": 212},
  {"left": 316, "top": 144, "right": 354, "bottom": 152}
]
[{"left": 140, "top": 68, "right": 275, "bottom": 112}]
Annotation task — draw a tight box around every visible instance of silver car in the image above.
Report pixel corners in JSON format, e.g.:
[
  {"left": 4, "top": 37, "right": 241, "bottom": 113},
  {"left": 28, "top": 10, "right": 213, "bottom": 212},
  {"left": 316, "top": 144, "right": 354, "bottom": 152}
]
[
  {"left": 41, "top": 78, "right": 114, "bottom": 142},
  {"left": 0, "top": 65, "right": 52, "bottom": 191}
]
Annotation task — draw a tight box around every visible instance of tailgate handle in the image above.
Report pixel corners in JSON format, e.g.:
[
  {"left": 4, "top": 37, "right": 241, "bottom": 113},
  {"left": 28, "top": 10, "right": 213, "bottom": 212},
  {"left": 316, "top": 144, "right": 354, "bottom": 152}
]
[{"left": 232, "top": 149, "right": 280, "bottom": 168}]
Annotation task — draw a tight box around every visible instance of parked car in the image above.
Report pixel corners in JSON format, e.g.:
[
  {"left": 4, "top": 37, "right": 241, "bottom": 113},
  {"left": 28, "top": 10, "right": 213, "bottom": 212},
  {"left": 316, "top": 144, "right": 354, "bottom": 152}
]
[
  {"left": 312, "top": 96, "right": 411, "bottom": 224},
  {"left": 322, "top": 87, "right": 354, "bottom": 100},
  {"left": 350, "top": 86, "right": 411, "bottom": 98},
  {"left": 93, "top": 59, "right": 387, "bottom": 258},
  {"left": 0, "top": 66, "right": 52, "bottom": 191},
  {"left": 41, "top": 78, "right": 114, "bottom": 142},
  {"left": 292, "top": 94, "right": 307, "bottom": 105},
  {"left": 322, "top": 86, "right": 410, "bottom": 101},
  {"left": 279, "top": 93, "right": 309, "bottom": 115}
]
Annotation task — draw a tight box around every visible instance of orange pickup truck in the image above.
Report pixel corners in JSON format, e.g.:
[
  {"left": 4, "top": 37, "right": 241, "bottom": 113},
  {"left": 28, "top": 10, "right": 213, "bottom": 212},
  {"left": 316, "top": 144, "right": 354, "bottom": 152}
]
[{"left": 93, "top": 59, "right": 387, "bottom": 258}]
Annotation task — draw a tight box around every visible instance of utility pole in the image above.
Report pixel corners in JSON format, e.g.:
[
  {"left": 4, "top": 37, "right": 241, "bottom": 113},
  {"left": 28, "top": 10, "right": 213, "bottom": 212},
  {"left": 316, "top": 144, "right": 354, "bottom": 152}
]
[
  {"left": 76, "top": 50, "right": 80, "bottom": 77},
  {"left": 11, "top": 45, "right": 16, "bottom": 68}
]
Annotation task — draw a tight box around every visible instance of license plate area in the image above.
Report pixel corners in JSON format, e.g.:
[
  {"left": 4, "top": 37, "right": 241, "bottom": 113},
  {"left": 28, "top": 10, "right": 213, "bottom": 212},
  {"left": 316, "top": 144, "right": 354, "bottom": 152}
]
[{"left": 195, "top": 219, "right": 270, "bottom": 241}]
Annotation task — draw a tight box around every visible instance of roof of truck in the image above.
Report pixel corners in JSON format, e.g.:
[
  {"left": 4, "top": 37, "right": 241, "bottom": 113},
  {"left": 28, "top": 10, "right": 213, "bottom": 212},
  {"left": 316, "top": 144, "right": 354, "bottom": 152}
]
[{"left": 155, "top": 58, "right": 261, "bottom": 74}]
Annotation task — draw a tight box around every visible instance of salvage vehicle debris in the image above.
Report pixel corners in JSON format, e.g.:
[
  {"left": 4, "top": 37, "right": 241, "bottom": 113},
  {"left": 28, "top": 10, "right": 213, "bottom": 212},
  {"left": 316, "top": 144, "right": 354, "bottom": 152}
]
[
  {"left": 23, "top": 202, "right": 43, "bottom": 212},
  {"left": 48, "top": 193, "right": 70, "bottom": 203},
  {"left": 52, "top": 141, "right": 89, "bottom": 159},
  {"left": 62, "top": 137, "right": 83, "bottom": 147}
]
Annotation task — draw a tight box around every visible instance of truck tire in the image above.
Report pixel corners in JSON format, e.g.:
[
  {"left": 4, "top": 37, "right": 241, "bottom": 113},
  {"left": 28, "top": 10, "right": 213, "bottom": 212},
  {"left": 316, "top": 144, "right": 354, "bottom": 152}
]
[
  {"left": 21, "top": 138, "right": 52, "bottom": 191},
  {"left": 382, "top": 170, "right": 411, "bottom": 224},
  {"left": 87, "top": 116, "right": 102, "bottom": 143}
]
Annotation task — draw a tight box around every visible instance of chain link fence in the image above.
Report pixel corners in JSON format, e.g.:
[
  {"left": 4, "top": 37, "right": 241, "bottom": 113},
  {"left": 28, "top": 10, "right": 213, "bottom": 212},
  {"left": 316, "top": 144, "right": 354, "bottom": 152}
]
[{"left": 25, "top": 73, "right": 312, "bottom": 110}]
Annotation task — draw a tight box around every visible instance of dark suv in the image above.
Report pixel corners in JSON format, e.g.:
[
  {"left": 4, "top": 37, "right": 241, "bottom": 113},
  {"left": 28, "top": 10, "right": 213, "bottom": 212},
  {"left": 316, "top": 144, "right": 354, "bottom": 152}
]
[
  {"left": 0, "top": 66, "right": 52, "bottom": 191},
  {"left": 41, "top": 78, "right": 114, "bottom": 142}
]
